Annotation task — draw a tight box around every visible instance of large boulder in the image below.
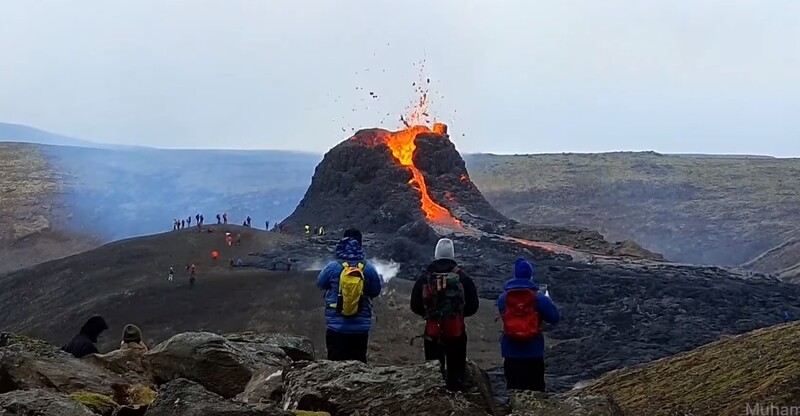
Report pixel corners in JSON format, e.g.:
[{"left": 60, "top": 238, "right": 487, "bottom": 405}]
[
  {"left": 0, "top": 389, "right": 96, "bottom": 415},
  {"left": 225, "top": 332, "right": 315, "bottom": 362},
  {"left": 146, "top": 378, "right": 291, "bottom": 416},
  {"left": 282, "top": 360, "right": 495, "bottom": 416},
  {"left": 85, "top": 348, "right": 153, "bottom": 386},
  {"left": 145, "top": 332, "right": 290, "bottom": 398},
  {"left": 0, "top": 340, "right": 128, "bottom": 396},
  {"left": 236, "top": 366, "right": 286, "bottom": 404},
  {"left": 509, "top": 391, "right": 624, "bottom": 416}
]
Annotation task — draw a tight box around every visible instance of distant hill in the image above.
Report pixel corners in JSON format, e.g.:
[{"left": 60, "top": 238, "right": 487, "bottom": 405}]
[
  {"left": 579, "top": 322, "right": 800, "bottom": 416},
  {"left": 0, "top": 122, "right": 102, "bottom": 148},
  {"left": 466, "top": 152, "right": 800, "bottom": 266},
  {"left": 743, "top": 235, "right": 800, "bottom": 283}
]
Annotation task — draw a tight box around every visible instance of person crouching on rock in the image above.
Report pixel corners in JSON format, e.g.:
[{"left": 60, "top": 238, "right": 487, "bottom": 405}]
[
  {"left": 410, "top": 238, "right": 480, "bottom": 392},
  {"left": 119, "top": 324, "right": 148, "bottom": 352},
  {"left": 317, "top": 228, "right": 382, "bottom": 363},
  {"left": 62, "top": 315, "right": 109, "bottom": 358},
  {"left": 497, "top": 258, "right": 559, "bottom": 392}
]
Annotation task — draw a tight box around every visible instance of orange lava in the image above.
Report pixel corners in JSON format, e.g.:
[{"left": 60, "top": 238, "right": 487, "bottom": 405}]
[{"left": 384, "top": 125, "right": 463, "bottom": 229}]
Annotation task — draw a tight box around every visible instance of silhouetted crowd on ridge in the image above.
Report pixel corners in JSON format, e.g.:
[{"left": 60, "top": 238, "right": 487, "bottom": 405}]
[{"left": 171, "top": 212, "right": 271, "bottom": 231}]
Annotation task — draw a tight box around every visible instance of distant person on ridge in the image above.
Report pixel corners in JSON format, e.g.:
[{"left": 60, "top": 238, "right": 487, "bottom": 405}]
[
  {"left": 195, "top": 214, "right": 200, "bottom": 225},
  {"left": 180, "top": 219, "right": 184, "bottom": 229},
  {"left": 246, "top": 216, "right": 252, "bottom": 227},
  {"left": 497, "top": 258, "right": 559, "bottom": 392},
  {"left": 62, "top": 315, "right": 109, "bottom": 358},
  {"left": 317, "top": 228, "right": 382, "bottom": 363},
  {"left": 200, "top": 214, "right": 204, "bottom": 226},
  {"left": 223, "top": 212, "right": 228, "bottom": 224},
  {"left": 168, "top": 266, "right": 174, "bottom": 282},
  {"left": 266, "top": 220, "right": 270, "bottom": 230},
  {"left": 410, "top": 238, "right": 479, "bottom": 392},
  {"left": 188, "top": 264, "right": 197, "bottom": 288},
  {"left": 119, "top": 324, "right": 148, "bottom": 352},
  {"left": 216, "top": 213, "right": 221, "bottom": 224},
  {"left": 187, "top": 216, "right": 192, "bottom": 227}
]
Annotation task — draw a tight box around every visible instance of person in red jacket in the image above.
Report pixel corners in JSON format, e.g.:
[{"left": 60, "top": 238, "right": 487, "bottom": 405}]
[{"left": 410, "top": 238, "right": 480, "bottom": 392}]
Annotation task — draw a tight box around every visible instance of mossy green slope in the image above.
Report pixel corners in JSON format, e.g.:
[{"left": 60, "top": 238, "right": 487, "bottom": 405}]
[{"left": 579, "top": 322, "right": 800, "bottom": 416}]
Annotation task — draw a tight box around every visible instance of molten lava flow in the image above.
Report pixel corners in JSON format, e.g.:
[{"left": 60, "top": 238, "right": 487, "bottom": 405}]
[{"left": 383, "top": 125, "right": 463, "bottom": 229}]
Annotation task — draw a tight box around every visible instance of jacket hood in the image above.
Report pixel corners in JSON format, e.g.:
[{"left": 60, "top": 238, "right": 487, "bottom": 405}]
[
  {"left": 335, "top": 237, "right": 365, "bottom": 261},
  {"left": 79, "top": 316, "right": 109, "bottom": 342},
  {"left": 504, "top": 277, "right": 538, "bottom": 291},
  {"left": 426, "top": 258, "right": 458, "bottom": 273}
]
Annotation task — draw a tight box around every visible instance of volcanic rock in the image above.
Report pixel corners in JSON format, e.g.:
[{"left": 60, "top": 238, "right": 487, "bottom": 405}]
[
  {"left": 0, "top": 389, "right": 96, "bottom": 415},
  {"left": 146, "top": 378, "right": 291, "bottom": 416},
  {"left": 0, "top": 339, "right": 127, "bottom": 396},
  {"left": 280, "top": 126, "right": 508, "bottom": 234},
  {"left": 86, "top": 348, "right": 153, "bottom": 386},
  {"left": 282, "top": 360, "right": 495, "bottom": 416},
  {"left": 509, "top": 391, "right": 623, "bottom": 416},
  {"left": 224, "top": 332, "right": 316, "bottom": 362},
  {"left": 145, "top": 332, "right": 291, "bottom": 399},
  {"left": 236, "top": 366, "right": 286, "bottom": 405}
]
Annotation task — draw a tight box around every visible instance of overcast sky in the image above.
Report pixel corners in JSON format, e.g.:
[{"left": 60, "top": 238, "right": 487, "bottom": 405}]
[{"left": 1, "top": 1, "right": 798, "bottom": 155}]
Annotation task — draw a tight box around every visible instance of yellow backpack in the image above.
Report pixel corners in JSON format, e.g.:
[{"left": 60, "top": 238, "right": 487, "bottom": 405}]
[{"left": 336, "top": 262, "right": 365, "bottom": 317}]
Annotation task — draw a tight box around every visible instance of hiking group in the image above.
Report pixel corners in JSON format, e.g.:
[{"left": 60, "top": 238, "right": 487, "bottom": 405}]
[
  {"left": 318, "top": 228, "right": 559, "bottom": 393},
  {"left": 172, "top": 212, "right": 271, "bottom": 231},
  {"left": 62, "top": 316, "right": 147, "bottom": 359}
]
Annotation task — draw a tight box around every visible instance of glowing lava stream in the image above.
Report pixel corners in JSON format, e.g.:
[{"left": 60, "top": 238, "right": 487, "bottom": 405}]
[{"left": 384, "top": 125, "right": 464, "bottom": 230}]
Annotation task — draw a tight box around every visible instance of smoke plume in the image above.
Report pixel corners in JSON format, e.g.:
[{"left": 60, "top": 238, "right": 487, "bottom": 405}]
[{"left": 369, "top": 258, "right": 401, "bottom": 284}]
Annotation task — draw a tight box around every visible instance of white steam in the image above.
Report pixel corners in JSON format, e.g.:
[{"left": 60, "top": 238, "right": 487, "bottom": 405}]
[
  {"left": 369, "top": 258, "right": 401, "bottom": 284},
  {"left": 301, "top": 257, "right": 401, "bottom": 284},
  {"left": 302, "top": 260, "right": 328, "bottom": 271}
]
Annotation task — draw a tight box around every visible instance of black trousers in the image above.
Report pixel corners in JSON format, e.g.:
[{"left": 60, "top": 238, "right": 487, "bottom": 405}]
[
  {"left": 325, "top": 329, "right": 369, "bottom": 363},
  {"left": 504, "top": 357, "right": 546, "bottom": 392},
  {"left": 424, "top": 334, "right": 468, "bottom": 392}
]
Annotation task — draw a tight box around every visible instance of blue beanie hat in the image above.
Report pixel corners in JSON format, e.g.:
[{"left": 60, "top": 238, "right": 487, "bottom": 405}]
[{"left": 514, "top": 257, "right": 535, "bottom": 280}]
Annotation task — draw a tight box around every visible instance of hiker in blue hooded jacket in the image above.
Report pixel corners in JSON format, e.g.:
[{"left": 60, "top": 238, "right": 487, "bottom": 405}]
[
  {"left": 317, "top": 228, "right": 382, "bottom": 363},
  {"left": 497, "top": 258, "right": 559, "bottom": 391}
]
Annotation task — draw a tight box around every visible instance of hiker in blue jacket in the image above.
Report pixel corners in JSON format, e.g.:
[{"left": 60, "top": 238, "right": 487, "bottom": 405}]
[
  {"left": 497, "top": 258, "right": 559, "bottom": 391},
  {"left": 317, "top": 228, "right": 382, "bottom": 363}
]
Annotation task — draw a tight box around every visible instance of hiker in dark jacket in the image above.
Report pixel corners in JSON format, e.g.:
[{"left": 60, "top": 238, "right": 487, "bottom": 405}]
[
  {"left": 317, "top": 228, "right": 382, "bottom": 363},
  {"left": 62, "top": 316, "right": 109, "bottom": 358},
  {"left": 497, "top": 258, "right": 559, "bottom": 391},
  {"left": 410, "top": 238, "right": 479, "bottom": 392}
]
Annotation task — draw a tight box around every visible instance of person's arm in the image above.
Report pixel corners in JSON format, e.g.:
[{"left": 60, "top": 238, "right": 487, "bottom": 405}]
[
  {"left": 364, "top": 263, "right": 382, "bottom": 298},
  {"left": 317, "top": 262, "right": 335, "bottom": 290},
  {"left": 410, "top": 277, "right": 426, "bottom": 317},
  {"left": 459, "top": 273, "right": 480, "bottom": 317},
  {"left": 497, "top": 292, "right": 506, "bottom": 314},
  {"left": 537, "top": 295, "right": 560, "bottom": 324}
]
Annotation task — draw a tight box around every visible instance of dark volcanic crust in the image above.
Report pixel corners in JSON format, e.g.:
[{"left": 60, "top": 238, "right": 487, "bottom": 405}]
[
  {"left": 281, "top": 131, "right": 422, "bottom": 233},
  {"left": 281, "top": 128, "right": 509, "bottom": 234}
]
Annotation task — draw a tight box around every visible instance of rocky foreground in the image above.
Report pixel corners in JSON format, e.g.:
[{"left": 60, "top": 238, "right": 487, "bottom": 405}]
[
  {"left": 0, "top": 331, "right": 623, "bottom": 416},
  {"left": 4, "top": 324, "right": 798, "bottom": 416}
]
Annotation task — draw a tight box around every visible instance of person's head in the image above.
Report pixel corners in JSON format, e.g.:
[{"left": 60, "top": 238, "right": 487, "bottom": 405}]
[
  {"left": 343, "top": 228, "right": 363, "bottom": 246},
  {"left": 122, "top": 324, "right": 143, "bottom": 344},
  {"left": 434, "top": 238, "right": 455, "bottom": 261},
  {"left": 79, "top": 315, "right": 109, "bottom": 343},
  {"left": 514, "top": 257, "right": 535, "bottom": 280}
]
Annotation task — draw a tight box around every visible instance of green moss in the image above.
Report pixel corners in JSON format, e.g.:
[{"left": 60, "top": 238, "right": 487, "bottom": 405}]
[
  {"left": 580, "top": 322, "right": 800, "bottom": 416},
  {"left": 69, "top": 391, "right": 118, "bottom": 416},
  {"left": 127, "top": 384, "right": 157, "bottom": 406}
]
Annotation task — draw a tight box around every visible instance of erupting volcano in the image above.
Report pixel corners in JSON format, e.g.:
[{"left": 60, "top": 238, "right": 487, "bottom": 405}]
[
  {"left": 280, "top": 107, "right": 507, "bottom": 235},
  {"left": 374, "top": 124, "right": 463, "bottom": 230}
]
